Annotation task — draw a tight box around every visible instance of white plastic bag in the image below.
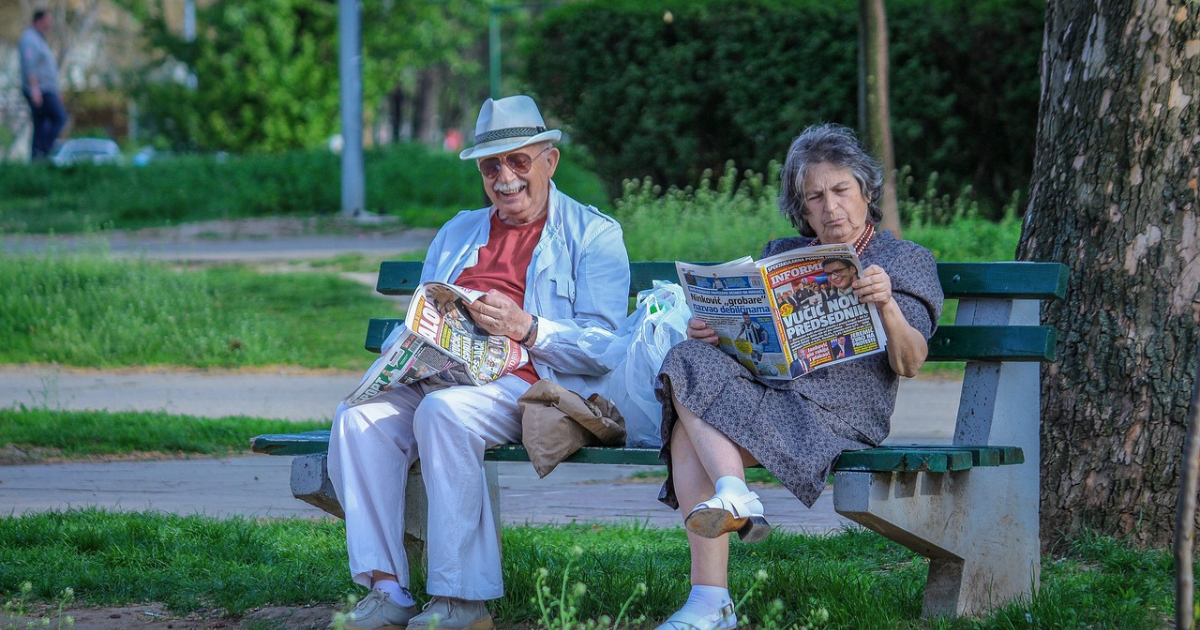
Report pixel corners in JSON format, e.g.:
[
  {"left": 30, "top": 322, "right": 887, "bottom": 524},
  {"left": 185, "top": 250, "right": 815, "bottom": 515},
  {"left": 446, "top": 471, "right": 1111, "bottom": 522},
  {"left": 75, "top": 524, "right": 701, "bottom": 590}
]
[{"left": 578, "top": 281, "right": 691, "bottom": 448}]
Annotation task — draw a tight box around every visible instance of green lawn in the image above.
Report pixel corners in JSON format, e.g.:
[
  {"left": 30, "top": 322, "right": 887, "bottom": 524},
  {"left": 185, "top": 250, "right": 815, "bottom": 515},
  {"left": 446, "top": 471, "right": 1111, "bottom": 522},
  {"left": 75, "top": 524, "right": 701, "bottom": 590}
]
[{"left": 0, "top": 510, "right": 1176, "bottom": 630}]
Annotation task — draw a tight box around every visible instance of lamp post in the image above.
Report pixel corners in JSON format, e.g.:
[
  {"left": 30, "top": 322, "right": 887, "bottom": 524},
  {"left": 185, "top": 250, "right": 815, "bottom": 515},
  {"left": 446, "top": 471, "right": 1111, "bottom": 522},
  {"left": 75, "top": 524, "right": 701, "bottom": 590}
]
[{"left": 338, "top": 0, "right": 365, "bottom": 217}]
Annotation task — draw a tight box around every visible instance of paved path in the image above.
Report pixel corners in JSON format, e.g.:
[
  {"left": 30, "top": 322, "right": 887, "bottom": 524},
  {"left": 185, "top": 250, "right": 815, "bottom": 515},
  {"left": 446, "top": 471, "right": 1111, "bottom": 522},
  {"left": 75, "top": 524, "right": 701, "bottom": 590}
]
[
  {"left": 3, "top": 217, "right": 438, "bottom": 262},
  {"left": 0, "top": 366, "right": 961, "bottom": 533}
]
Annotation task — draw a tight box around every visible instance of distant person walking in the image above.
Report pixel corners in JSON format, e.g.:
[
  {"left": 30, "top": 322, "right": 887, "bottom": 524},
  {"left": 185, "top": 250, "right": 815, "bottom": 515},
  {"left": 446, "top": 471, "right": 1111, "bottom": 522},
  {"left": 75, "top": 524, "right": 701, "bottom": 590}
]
[{"left": 20, "top": 10, "right": 66, "bottom": 161}]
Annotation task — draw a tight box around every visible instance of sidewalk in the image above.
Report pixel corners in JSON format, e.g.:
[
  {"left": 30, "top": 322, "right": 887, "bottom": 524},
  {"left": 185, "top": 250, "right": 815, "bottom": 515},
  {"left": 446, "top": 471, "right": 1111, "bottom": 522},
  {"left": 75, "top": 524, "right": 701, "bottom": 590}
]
[{"left": 0, "top": 366, "right": 961, "bottom": 533}]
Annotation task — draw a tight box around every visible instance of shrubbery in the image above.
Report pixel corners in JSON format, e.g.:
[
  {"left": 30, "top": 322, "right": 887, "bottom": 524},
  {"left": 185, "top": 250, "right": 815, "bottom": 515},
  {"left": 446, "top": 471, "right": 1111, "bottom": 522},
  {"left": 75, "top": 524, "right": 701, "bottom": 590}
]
[{"left": 523, "top": 0, "right": 1043, "bottom": 216}]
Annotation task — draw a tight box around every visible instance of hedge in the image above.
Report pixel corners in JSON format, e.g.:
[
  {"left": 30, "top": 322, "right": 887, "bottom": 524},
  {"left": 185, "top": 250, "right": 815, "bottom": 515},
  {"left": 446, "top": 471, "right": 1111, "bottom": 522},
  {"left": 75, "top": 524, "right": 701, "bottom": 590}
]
[{"left": 522, "top": 0, "right": 1044, "bottom": 216}]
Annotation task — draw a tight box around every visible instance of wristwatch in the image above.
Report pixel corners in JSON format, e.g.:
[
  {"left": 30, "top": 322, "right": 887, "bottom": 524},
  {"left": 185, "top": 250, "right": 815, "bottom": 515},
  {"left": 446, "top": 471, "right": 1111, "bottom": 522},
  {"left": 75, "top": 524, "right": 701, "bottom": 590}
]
[{"left": 520, "top": 316, "right": 539, "bottom": 347}]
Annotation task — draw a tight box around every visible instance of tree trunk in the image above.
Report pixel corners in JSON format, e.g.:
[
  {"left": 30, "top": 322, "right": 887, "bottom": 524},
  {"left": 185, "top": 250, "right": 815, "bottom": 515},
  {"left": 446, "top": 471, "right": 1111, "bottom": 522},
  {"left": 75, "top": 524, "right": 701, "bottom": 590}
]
[
  {"left": 858, "top": 0, "right": 901, "bottom": 237},
  {"left": 1017, "top": 0, "right": 1200, "bottom": 548},
  {"left": 413, "top": 64, "right": 443, "bottom": 147}
]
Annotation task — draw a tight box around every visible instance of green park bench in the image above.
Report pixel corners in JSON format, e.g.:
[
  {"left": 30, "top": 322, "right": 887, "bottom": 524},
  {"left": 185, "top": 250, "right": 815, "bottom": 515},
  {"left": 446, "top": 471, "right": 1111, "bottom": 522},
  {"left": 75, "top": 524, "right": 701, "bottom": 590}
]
[{"left": 252, "top": 258, "right": 1067, "bottom": 618}]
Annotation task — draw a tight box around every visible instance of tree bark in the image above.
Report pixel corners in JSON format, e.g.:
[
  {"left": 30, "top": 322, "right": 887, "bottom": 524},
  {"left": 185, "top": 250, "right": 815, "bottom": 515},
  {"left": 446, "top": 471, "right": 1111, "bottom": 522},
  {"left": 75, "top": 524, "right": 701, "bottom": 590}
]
[
  {"left": 413, "top": 64, "right": 444, "bottom": 147},
  {"left": 1017, "top": 0, "right": 1200, "bottom": 548},
  {"left": 858, "top": 0, "right": 901, "bottom": 237}
]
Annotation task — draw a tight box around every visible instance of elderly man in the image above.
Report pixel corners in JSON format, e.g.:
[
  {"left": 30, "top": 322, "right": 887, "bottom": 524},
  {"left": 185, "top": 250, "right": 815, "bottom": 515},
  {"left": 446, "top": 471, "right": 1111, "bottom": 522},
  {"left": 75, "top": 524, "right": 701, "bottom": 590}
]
[
  {"left": 328, "top": 95, "right": 630, "bottom": 630},
  {"left": 19, "top": 10, "right": 66, "bottom": 161}
]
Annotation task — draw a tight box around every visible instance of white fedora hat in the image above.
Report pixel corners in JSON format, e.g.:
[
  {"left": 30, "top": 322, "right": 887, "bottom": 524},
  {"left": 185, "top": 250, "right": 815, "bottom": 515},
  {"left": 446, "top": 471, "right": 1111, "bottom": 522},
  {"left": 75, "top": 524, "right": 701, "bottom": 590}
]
[{"left": 459, "top": 95, "right": 562, "bottom": 160}]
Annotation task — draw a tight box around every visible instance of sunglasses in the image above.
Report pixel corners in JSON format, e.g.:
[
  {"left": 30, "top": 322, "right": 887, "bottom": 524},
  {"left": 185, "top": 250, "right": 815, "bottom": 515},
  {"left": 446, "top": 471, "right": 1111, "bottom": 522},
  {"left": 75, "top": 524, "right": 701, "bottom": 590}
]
[{"left": 477, "top": 147, "right": 551, "bottom": 179}]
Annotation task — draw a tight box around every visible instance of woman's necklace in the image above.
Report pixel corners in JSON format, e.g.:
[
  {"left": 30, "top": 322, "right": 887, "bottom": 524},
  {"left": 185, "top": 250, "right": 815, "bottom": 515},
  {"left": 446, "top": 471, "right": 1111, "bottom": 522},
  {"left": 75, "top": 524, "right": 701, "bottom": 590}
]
[{"left": 811, "top": 223, "right": 875, "bottom": 255}]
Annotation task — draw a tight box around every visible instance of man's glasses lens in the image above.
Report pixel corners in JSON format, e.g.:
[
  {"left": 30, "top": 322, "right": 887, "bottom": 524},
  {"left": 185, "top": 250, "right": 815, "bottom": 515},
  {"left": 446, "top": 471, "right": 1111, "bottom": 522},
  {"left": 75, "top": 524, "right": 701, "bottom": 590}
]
[{"left": 479, "top": 153, "right": 534, "bottom": 178}]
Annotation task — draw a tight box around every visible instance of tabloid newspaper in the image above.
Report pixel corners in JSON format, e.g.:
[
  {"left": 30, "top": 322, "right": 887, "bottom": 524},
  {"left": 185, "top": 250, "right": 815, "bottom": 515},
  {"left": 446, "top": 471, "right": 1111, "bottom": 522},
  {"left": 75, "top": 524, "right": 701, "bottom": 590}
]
[
  {"left": 343, "top": 282, "right": 530, "bottom": 405},
  {"left": 676, "top": 243, "right": 888, "bottom": 380}
]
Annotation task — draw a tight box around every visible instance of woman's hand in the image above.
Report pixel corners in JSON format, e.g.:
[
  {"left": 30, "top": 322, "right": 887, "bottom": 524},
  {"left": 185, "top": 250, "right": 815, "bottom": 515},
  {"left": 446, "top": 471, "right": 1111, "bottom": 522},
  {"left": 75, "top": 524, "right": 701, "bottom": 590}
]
[
  {"left": 686, "top": 317, "right": 719, "bottom": 345},
  {"left": 853, "top": 265, "right": 893, "bottom": 306},
  {"left": 855, "top": 264, "right": 929, "bottom": 377},
  {"left": 466, "top": 290, "right": 533, "bottom": 340}
]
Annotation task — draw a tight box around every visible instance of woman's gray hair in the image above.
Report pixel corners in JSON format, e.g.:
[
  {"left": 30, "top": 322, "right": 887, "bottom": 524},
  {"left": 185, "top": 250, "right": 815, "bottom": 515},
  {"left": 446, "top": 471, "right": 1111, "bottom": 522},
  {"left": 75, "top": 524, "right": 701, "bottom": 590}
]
[{"left": 778, "top": 123, "right": 884, "bottom": 238}]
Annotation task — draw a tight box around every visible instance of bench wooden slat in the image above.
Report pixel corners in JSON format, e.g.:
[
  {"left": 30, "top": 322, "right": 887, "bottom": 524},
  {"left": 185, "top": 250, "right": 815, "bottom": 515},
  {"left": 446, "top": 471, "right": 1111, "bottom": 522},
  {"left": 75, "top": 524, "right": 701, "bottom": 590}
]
[
  {"left": 251, "top": 430, "right": 335, "bottom": 456},
  {"left": 251, "top": 431, "right": 1022, "bottom": 474},
  {"left": 364, "top": 317, "right": 1057, "bottom": 362},
  {"left": 377, "top": 260, "right": 1068, "bottom": 301},
  {"left": 487, "top": 444, "right": 662, "bottom": 465},
  {"left": 926, "top": 325, "right": 1058, "bottom": 362},
  {"left": 937, "top": 262, "right": 1067, "bottom": 300}
]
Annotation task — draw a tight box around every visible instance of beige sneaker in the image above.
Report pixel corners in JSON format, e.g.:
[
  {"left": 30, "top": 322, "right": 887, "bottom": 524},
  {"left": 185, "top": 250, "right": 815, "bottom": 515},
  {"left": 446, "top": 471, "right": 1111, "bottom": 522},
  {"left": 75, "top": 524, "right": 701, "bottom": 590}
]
[
  {"left": 406, "top": 597, "right": 494, "bottom": 630},
  {"left": 335, "top": 588, "right": 419, "bottom": 630}
]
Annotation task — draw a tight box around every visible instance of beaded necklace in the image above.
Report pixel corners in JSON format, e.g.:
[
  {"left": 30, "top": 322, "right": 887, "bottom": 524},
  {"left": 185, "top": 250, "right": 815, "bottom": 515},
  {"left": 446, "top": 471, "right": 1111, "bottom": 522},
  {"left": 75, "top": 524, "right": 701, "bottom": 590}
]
[{"left": 811, "top": 223, "right": 875, "bottom": 255}]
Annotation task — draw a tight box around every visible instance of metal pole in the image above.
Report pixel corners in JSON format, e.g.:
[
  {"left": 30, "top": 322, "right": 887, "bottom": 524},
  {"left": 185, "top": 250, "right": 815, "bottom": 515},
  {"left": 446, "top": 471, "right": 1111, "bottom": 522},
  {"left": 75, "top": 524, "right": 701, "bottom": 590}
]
[
  {"left": 183, "top": 0, "right": 195, "bottom": 41},
  {"left": 184, "top": 0, "right": 197, "bottom": 89},
  {"left": 488, "top": 8, "right": 501, "bottom": 98},
  {"left": 339, "top": 0, "right": 365, "bottom": 216}
]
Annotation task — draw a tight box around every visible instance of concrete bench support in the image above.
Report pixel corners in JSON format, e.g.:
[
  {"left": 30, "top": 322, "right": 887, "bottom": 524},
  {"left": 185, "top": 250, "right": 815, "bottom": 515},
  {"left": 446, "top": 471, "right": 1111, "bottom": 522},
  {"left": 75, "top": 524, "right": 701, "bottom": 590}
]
[{"left": 833, "top": 298, "right": 1042, "bottom": 617}]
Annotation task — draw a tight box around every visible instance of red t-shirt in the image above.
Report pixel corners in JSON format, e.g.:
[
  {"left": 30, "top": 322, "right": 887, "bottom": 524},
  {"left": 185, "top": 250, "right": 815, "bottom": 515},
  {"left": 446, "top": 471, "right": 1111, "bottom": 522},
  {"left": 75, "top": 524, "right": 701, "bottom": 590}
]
[{"left": 453, "top": 211, "right": 547, "bottom": 384}]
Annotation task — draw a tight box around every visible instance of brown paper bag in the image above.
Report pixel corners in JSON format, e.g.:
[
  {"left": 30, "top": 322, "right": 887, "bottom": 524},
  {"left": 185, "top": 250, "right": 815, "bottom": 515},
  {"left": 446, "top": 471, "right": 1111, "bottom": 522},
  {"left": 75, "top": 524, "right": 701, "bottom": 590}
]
[{"left": 518, "top": 380, "right": 626, "bottom": 478}]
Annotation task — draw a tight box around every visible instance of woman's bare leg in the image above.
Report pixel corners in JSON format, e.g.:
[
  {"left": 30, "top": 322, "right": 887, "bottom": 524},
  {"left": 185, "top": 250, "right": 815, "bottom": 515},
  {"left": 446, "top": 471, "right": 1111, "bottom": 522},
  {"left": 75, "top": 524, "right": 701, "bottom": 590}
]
[{"left": 669, "top": 419, "right": 730, "bottom": 588}]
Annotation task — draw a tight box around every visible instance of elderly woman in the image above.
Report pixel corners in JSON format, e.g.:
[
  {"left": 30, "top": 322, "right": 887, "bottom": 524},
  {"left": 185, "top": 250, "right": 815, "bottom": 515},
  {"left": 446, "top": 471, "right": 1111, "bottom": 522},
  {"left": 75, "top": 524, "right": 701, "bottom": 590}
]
[{"left": 652, "top": 124, "right": 943, "bottom": 630}]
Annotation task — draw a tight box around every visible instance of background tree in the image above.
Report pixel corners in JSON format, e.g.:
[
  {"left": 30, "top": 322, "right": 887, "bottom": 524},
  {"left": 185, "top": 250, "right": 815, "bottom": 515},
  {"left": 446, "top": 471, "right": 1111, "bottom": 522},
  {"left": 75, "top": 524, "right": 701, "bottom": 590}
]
[
  {"left": 857, "top": 0, "right": 900, "bottom": 235},
  {"left": 123, "top": 0, "right": 487, "bottom": 152},
  {"left": 1017, "top": 0, "right": 1200, "bottom": 547}
]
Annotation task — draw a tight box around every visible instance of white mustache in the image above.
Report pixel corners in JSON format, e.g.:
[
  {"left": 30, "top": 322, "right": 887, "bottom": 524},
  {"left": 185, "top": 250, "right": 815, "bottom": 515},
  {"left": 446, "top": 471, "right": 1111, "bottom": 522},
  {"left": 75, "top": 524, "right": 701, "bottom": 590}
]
[{"left": 493, "top": 180, "right": 526, "bottom": 195}]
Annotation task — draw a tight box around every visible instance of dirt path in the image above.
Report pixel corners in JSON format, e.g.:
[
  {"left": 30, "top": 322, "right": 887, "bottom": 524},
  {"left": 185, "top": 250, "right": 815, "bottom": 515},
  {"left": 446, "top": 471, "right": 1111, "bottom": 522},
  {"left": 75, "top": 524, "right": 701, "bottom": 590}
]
[{"left": 3, "top": 603, "right": 338, "bottom": 630}]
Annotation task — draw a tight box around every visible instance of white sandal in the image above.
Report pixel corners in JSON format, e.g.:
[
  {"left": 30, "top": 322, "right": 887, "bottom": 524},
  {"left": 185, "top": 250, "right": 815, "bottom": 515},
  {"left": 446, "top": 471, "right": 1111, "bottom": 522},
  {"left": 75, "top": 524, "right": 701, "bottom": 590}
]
[
  {"left": 685, "top": 488, "right": 772, "bottom": 543},
  {"left": 654, "top": 603, "right": 736, "bottom": 630}
]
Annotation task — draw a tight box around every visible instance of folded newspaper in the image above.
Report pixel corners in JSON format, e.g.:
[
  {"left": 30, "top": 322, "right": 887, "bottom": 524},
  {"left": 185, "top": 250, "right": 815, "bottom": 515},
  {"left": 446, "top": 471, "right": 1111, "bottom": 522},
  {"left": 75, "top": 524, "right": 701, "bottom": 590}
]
[
  {"left": 676, "top": 243, "right": 887, "bottom": 380},
  {"left": 343, "top": 282, "right": 531, "bottom": 405}
]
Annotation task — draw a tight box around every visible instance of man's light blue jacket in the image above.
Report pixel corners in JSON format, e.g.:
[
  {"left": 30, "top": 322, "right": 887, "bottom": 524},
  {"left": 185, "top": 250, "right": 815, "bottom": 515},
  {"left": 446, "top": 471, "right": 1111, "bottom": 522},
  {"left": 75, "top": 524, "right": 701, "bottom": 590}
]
[{"left": 418, "top": 182, "right": 631, "bottom": 396}]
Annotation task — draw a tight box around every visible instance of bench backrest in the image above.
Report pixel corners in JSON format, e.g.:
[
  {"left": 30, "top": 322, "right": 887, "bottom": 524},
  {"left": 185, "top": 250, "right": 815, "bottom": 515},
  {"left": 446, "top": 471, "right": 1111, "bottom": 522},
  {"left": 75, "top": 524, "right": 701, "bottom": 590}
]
[{"left": 364, "top": 261, "right": 1068, "bottom": 363}]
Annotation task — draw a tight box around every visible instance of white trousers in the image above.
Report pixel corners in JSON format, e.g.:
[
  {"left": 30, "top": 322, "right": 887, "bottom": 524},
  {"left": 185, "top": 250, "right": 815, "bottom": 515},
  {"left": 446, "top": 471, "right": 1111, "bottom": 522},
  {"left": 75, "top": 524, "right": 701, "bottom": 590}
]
[{"left": 327, "top": 375, "right": 530, "bottom": 601}]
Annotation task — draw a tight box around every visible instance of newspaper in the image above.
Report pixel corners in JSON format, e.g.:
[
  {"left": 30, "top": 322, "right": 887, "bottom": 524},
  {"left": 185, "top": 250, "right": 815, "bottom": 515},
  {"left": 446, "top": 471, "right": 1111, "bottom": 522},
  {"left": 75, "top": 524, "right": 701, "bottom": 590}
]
[
  {"left": 676, "top": 243, "right": 887, "bottom": 380},
  {"left": 343, "top": 282, "right": 530, "bottom": 405}
]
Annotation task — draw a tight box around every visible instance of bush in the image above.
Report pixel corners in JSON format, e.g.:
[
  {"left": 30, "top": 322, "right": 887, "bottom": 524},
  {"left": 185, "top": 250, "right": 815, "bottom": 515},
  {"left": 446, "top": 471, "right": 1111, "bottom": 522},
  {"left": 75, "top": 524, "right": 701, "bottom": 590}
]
[{"left": 523, "top": 0, "right": 1043, "bottom": 216}]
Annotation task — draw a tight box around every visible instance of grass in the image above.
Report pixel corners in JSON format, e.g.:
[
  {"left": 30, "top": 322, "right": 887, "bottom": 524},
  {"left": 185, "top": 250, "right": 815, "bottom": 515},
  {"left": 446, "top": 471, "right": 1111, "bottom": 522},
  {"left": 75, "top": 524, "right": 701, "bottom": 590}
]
[
  {"left": 0, "top": 249, "right": 391, "bottom": 370},
  {"left": 0, "top": 510, "right": 1178, "bottom": 629},
  {"left": 611, "top": 163, "right": 1022, "bottom": 265},
  {"left": 0, "top": 143, "right": 609, "bottom": 235},
  {"left": 0, "top": 408, "right": 329, "bottom": 461}
]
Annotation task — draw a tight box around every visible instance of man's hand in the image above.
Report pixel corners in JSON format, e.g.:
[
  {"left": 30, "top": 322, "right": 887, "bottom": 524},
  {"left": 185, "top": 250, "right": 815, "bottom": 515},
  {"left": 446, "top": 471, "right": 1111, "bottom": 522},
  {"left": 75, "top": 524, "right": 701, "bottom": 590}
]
[
  {"left": 466, "top": 290, "right": 533, "bottom": 340},
  {"left": 29, "top": 87, "right": 42, "bottom": 107},
  {"left": 686, "top": 317, "right": 719, "bottom": 345}
]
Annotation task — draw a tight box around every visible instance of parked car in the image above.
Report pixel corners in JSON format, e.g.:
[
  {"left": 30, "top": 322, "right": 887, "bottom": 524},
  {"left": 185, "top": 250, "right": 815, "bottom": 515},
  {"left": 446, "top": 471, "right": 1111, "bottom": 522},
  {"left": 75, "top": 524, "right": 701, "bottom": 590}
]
[{"left": 51, "top": 138, "right": 122, "bottom": 166}]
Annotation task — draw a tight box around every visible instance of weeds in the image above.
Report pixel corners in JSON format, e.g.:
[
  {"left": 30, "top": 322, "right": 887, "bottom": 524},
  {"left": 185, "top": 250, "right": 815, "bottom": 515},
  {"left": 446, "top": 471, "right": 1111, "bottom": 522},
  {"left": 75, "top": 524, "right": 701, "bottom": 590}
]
[{"left": 1, "top": 583, "right": 75, "bottom": 630}]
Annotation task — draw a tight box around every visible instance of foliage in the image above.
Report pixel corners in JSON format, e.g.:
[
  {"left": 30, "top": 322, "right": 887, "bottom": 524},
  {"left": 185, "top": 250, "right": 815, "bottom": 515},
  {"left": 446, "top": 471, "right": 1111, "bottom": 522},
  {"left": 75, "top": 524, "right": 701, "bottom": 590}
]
[
  {"left": 0, "top": 143, "right": 608, "bottom": 233},
  {"left": 117, "top": 0, "right": 488, "bottom": 152},
  {"left": 524, "top": 0, "right": 1044, "bottom": 215},
  {"left": 0, "top": 408, "right": 330, "bottom": 460},
  {"left": 611, "top": 163, "right": 1022, "bottom": 264},
  {"left": 0, "top": 251, "right": 386, "bottom": 369}
]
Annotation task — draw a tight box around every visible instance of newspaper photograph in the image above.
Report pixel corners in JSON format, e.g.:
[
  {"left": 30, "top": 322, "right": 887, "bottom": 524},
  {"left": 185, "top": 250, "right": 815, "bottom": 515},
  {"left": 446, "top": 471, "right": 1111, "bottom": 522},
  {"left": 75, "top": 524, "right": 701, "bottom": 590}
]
[
  {"left": 343, "top": 282, "right": 530, "bottom": 405},
  {"left": 676, "top": 243, "right": 886, "bottom": 380}
]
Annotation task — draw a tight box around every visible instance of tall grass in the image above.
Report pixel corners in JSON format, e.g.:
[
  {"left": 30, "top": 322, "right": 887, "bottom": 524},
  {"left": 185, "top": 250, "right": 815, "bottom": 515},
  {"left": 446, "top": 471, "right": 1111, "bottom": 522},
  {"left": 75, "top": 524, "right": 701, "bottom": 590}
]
[
  {"left": 612, "top": 164, "right": 1022, "bottom": 264},
  {"left": 0, "top": 511, "right": 1177, "bottom": 629},
  {"left": 0, "top": 249, "right": 386, "bottom": 369}
]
